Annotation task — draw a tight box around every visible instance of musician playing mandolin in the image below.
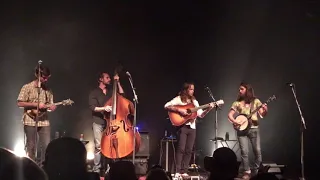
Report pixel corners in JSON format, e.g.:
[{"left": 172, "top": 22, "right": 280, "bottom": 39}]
[
  {"left": 227, "top": 82, "right": 268, "bottom": 179},
  {"left": 89, "top": 72, "right": 124, "bottom": 175},
  {"left": 17, "top": 65, "right": 57, "bottom": 166},
  {"left": 164, "top": 82, "right": 214, "bottom": 177}
]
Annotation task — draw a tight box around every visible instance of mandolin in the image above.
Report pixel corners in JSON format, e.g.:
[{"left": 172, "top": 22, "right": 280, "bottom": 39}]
[{"left": 26, "top": 99, "right": 74, "bottom": 119}]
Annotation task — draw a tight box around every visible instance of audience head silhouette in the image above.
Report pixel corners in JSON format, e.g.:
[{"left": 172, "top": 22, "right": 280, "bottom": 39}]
[
  {"left": 107, "top": 160, "right": 137, "bottom": 180},
  {"left": 43, "top": 137, "right": 88, "bottom": 180},
  {"left": 0, "top": 147, "right": 47, "bottom": 180},
  {"left": 204, "top": 147, "right": 239, "bottom": 180},
  {"left": 145, "top": 165, "right": 170, "bottom": 180}
]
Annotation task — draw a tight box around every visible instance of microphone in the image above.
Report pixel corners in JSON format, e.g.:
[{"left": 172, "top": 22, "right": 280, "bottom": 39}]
[
  {"left": 37, "top": 60, "right": 43, "bottom": 88},
  {"left": 126, "top": 71, "right": 131, "bottom": 77},
  {"left": 286, "top": 82, "right": 294, "bottom": 87}
]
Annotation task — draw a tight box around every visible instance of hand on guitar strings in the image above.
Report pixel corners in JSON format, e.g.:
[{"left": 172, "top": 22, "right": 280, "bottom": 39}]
[
  {"left": 208, "top": 102, "right": 215, "bottom": 109},
  {"left": 48, "top": 104, "right": 57, "bottom": 111},
  {"left": 104, "top": 105, "right": 112, "bottom": 112},
  {"left": 178, "top": 108, "right": 188, "bottom": 116},
  {"left": 39, "top": 103, "right": 47, "bottom": 109}
]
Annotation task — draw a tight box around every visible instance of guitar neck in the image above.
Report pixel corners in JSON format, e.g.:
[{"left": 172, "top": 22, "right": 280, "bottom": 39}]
[
  {"left": 190, "top": 103, "right": 211, "bottom": 112},
  {"left": 51, "top": 102, "right": 63, "bottom": 106}
]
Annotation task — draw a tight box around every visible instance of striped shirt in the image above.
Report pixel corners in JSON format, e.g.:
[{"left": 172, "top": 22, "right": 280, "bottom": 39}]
[{"left": 17, "top": 81, "right": 53, "bottom": 126}]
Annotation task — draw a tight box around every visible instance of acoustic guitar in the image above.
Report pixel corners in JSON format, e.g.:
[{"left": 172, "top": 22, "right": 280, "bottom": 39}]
[
  {"left": 168, "top": 100, "right": 224, "bottom": 126},
  {"left": 26, "top": 99, "right": 74, "bottom": 119},
  {"left": 234, "top": 95, "right": 276, "bottom": 136}
]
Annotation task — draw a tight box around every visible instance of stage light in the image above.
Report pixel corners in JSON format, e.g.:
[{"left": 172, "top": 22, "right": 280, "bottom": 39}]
[
  {"left": 87, "top": 151, "right": 94, "bottom": 160},
  {"left": 13, "top": 140, "right": 26, "bottom": 157}
]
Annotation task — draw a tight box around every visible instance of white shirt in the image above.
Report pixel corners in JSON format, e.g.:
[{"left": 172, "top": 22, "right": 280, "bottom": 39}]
[{"left": 164, "top": 96, "right": 204, "bottom": 129}]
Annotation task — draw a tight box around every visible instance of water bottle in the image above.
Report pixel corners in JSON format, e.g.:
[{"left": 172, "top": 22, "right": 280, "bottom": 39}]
[
  {"left": 225, "top": 132, "right": 229, "bottom": 141},
  {"left": 80, "top": 134, "right": 84, "bottom": 141},
  {"left": 165, "top": 130, "right": 167, "bottom": 137},
  {"left": 55, "top": 131, "right": 60, "bottom": 139}
]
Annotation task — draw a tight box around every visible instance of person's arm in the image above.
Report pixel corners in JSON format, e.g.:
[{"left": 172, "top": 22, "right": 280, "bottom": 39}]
[
  {"left": 47, "top": 90, "right": 57, "bottom": 111},
  {"left": 117, "top": 81, "right": 125, "bottom": 95},
  {"left": 228, "top": 102, "right": 240, "bottom": 124},
  {"left": 89, "top": 91, "right": 111, "bottom": 112},
  {"left": 17, "top": 85, "right": 39, "bottom": 108},
  {"left": 194, "top": 100, "right": 214, "bottom": 118},
  {"left": 113, "top": 74, "right": 125, "bottom": 95},
  {"left": 228, "top": 109, "right": 237, "bottom": 123},
  {"left": 164, "top": 97, "right": 181, "bottom": 113},
  {"left": 256, "top": 99, "right": 268, "bottom": 118}
]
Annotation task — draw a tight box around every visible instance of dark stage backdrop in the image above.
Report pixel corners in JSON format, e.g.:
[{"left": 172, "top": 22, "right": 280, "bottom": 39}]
[{"left": 0, "top": 1, "right": 319, "bottom": 178}]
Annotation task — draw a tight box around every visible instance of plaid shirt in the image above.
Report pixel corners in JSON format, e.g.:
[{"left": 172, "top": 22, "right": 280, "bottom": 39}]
[{"left": 17, "top": 81, "right": 54, "bottom": 127}]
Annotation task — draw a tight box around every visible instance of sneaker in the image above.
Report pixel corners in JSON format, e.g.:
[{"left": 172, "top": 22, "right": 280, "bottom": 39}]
[
  {"left": 174, "top": 173, "right": 181, "bottom": 178},
  {"left": 181, "top": 173, "right": 189, "bottom": 177}
]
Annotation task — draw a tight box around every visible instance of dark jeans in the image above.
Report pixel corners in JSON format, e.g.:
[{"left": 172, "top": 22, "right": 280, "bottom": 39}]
[
  {"left": 24, "top": 125, "right": 51, "bottom": 166},
  {"left": 238, "top": 128, "right": 262, "bottom": 174},
  {"left": 175, "top": 125, "right": 196, "bottom": 173}
]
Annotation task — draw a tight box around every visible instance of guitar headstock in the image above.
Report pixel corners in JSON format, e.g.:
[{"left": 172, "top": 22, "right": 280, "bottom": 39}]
[
  {"left": 215, "top": 99, "right": 224, "bottom": 106},
  {"left": 62, "top": 99, "right": 74, "bottom": 106},
  {"left": 266, "top": 95, "right": 277, "bottom": 104}
]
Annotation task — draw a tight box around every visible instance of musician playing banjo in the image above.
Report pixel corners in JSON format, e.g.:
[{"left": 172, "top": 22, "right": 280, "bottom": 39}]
[
  {"left": 164, "top": 82, "right": 214, "bottom": 177},
  {"left": 228, "top": 82, "right": 268, "bottom": 179}
]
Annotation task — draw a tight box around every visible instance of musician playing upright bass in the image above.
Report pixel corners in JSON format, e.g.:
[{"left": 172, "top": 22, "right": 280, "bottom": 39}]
[
  {"left": 89, "top": 72, "right": 124, "bottom": 175},
  {"left": 227, "top": 82, "right": 268, "bottom": 179},
  {"left": 164, "top": 82, "right": 214, "bottom": 177}
]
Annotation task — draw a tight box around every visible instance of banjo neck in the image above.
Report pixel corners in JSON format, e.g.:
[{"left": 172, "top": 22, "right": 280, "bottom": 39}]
[{"left": 246, "top": 95, "right": 276, "bottom": 119}]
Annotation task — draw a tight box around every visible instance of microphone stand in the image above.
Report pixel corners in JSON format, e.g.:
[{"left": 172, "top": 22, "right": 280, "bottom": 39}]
[
  {"left": 34, "top": 60, "right": 42, "bottom": 164},
  {"left": 127, "top": 73, "right": 139, "bottom": 163},
  {"left": 205, "top": 87, "right": 220, "bottom": 151},
  {"left": 289, "top": 83, "right": 306, "bottom": 180}
]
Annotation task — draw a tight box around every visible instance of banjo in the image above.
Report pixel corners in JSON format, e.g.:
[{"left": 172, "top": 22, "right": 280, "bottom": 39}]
[{"left": 234, "top": 95, "right": 276, "bottom": 136}]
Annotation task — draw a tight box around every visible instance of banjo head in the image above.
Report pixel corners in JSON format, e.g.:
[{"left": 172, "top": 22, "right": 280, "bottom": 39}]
[{"left": 235, "top": 114, "right": 249, "bottom": 130}]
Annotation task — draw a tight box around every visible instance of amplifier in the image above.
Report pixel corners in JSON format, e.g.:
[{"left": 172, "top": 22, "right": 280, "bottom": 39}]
[{"left": 136, "top": 132, "right": 150, "bottom": 157}]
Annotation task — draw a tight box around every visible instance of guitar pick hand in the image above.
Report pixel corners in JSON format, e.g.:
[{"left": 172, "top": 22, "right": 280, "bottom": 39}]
[
  {"left": 178, "top": 109, "right": 188, "bottom": 116},
  {"left": 39, "top": 103, "right": 46, "bottom": 109},
  {"left": 48, "top": 104, "right": 57, "bottom": 111}
]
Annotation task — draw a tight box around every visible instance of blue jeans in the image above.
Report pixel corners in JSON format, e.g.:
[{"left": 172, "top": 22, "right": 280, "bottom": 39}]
[
  {"left": 238, "top": 128, "right": 262, "bottom": 173},
  {"left": 24, "top": 125, "right": 51, "bottom": 167},
  {"left": 92, "top": 122, "right": 105, "bottom": 172}
]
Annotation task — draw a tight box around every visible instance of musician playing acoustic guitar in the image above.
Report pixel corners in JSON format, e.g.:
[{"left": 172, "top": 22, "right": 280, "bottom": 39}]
[
  {"left": 17, "top": 65, "right": 57, "bottom": 166},
  {"left": 164, "top": 82, "right": 214, "bottom": 177},
  {"left": 227, "top": 82, "right": 267, "bottom": 179}
]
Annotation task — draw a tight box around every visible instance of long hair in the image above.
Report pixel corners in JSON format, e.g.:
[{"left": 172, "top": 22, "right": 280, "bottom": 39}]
[
  {"left": 178, "top": 82, "right": 195, "bottom": 103},
  {"left": 236, "top": 82, "right": 256, "bottom": 104}
]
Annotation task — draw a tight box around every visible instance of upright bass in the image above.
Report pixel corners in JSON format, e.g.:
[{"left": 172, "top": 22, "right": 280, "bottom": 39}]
[{"left": 100, "top": 67, "right": 141, "bottom": 159}]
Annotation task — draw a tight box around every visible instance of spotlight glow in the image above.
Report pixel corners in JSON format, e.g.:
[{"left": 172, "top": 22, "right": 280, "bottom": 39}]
[
  {"left": 13, "top": 140, "right": 26, "bottom": 157},
  {"left": 87, "top": 151, "right": 94, "bottom": 160}
]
